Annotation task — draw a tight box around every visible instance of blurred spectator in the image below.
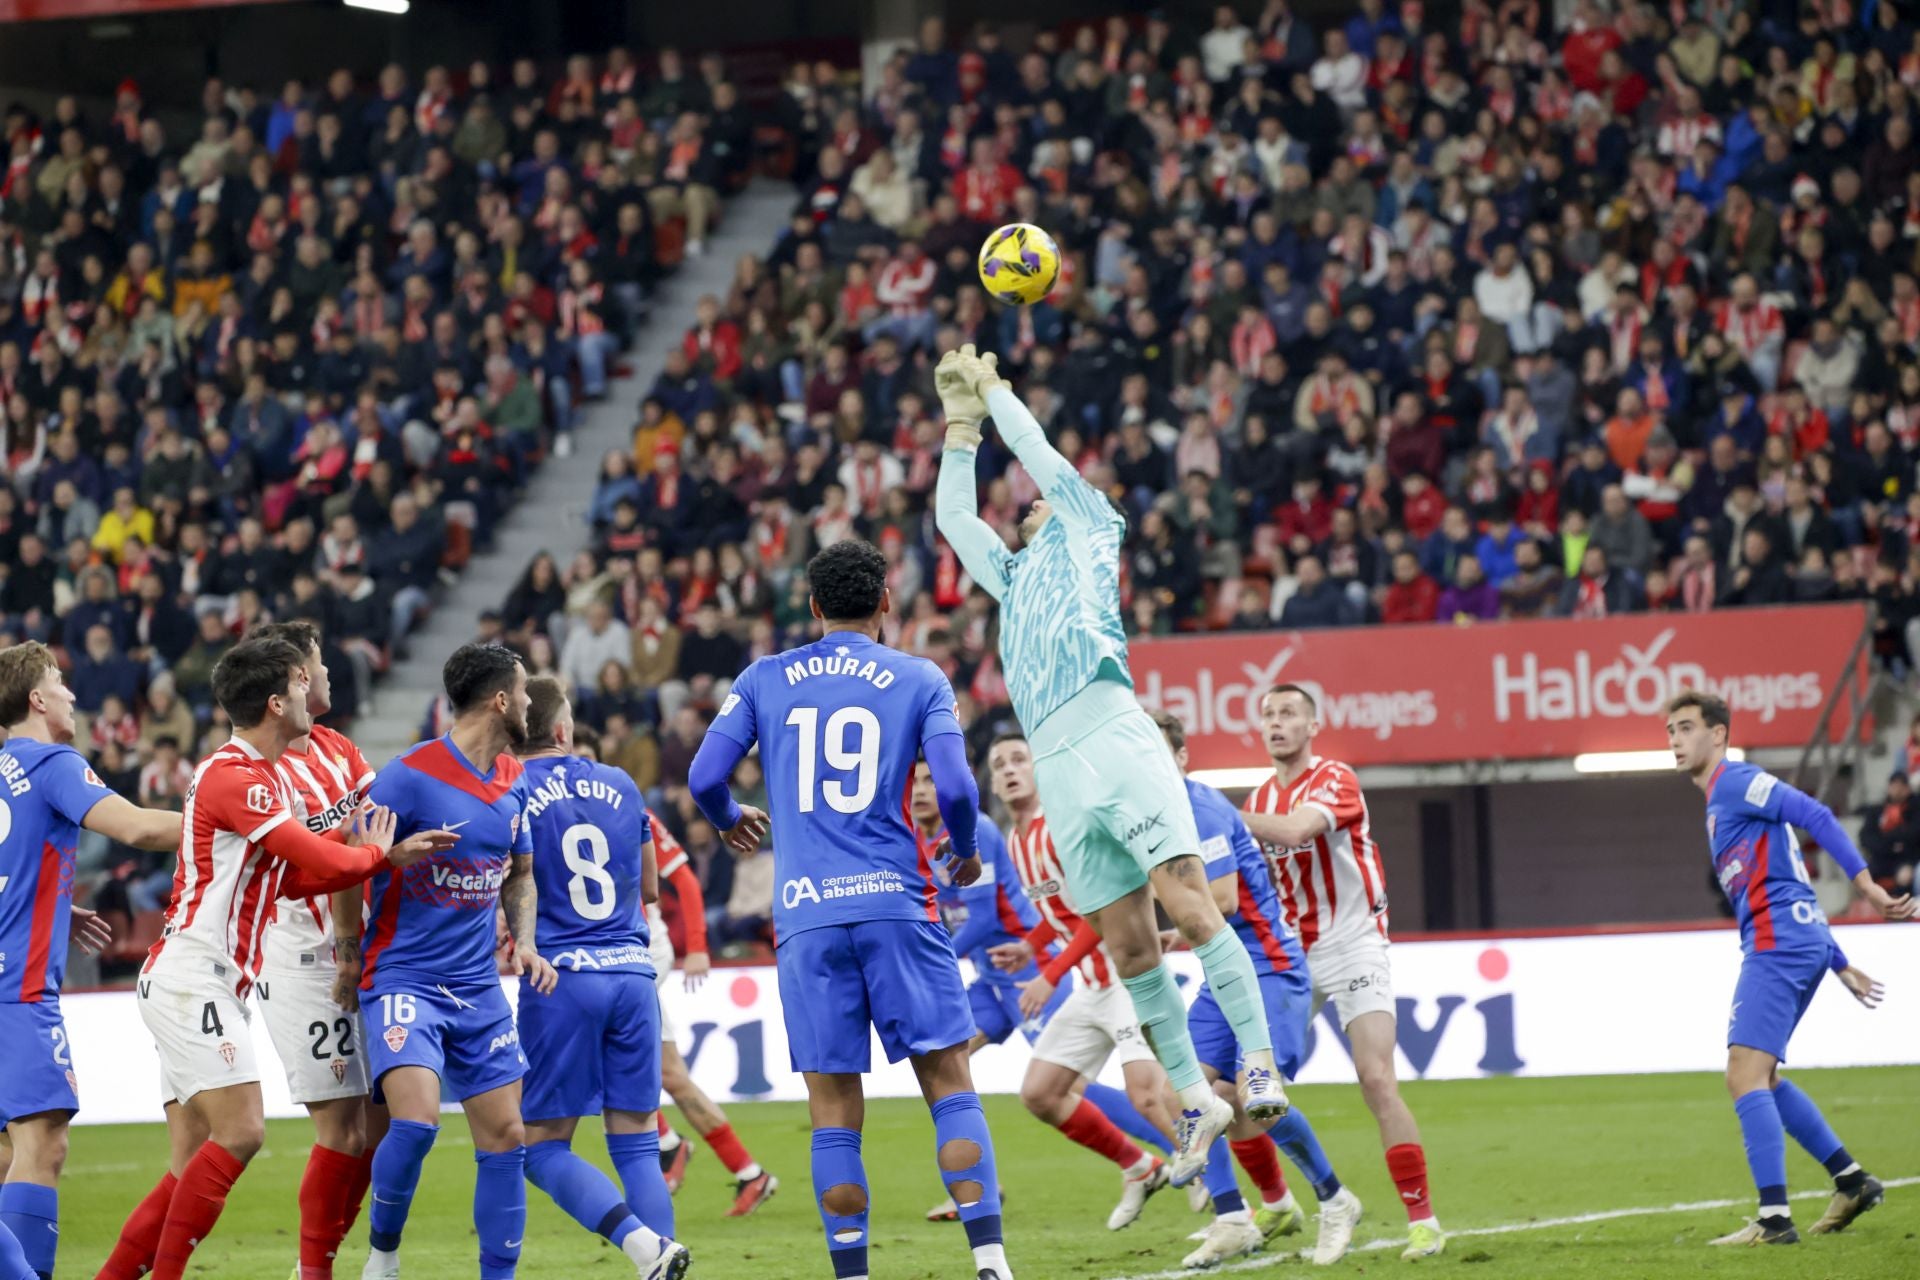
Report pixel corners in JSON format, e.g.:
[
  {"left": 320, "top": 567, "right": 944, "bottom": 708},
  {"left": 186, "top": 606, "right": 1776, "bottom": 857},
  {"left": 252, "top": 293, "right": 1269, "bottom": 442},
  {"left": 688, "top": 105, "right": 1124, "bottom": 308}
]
[{"left": 1860, "top": 773, "right": 1920, "bottom": 892}]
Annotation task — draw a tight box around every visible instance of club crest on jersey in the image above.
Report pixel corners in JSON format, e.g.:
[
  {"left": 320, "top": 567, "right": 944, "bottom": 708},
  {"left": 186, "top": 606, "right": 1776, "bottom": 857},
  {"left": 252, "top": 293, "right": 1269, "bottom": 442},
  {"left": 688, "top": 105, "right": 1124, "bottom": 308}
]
[
  {"left": 83, "top": 767, "right": 105, "bottom": 788},
  {"left": 218, "top": 1041, "right": 237, "bottom": 1066},
  {"left": 384, "top": 1024, "right": 409, "bottom": 1052},
  {"left": 65, "top": 1069, "right": 78, "bottom": 1099},
  {"left": 245, "top": 784, "right": 273, "bottom": 814},
  {"left": 331, "top": 1060, "right": 348, "bottom": 1083},
  {"left": 510, "top": 813, "right": 521, "bottom": 841}
]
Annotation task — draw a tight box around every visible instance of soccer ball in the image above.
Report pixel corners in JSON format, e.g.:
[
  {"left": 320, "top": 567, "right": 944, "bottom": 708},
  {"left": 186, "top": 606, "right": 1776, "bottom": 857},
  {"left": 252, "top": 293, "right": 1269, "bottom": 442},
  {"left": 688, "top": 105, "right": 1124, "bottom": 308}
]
[{"left": 977, "top": 222, "right": 1061, "bottom": 306}]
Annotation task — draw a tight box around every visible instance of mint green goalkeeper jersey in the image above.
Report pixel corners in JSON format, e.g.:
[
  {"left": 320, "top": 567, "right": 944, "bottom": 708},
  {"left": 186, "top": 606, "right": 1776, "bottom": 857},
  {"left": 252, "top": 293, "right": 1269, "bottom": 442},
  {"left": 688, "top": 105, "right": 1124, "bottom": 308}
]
[{"left": 935, "top": 385, "right": 1133, "bottom": 733}]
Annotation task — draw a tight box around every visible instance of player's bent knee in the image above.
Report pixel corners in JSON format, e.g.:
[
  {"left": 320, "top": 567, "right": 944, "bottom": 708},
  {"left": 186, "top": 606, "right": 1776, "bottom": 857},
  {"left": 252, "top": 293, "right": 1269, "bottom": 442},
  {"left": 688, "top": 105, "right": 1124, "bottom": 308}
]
[{"left": 820, "top": 1182, "right": 868, "bottom": 1215}]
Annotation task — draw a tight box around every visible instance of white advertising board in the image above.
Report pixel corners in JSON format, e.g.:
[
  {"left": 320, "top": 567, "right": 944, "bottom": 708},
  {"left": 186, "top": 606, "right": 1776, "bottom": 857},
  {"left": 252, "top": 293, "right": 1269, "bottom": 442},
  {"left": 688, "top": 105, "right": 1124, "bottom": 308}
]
[{"left": 60, "top": 923, "right": 1918, "bottom": 1125}]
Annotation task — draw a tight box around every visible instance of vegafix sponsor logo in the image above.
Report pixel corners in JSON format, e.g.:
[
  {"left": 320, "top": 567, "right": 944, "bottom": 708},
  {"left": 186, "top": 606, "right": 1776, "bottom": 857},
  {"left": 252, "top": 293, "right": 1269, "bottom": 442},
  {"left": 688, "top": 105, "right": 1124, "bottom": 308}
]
[
  {"left": 1135, "top": 644, "right": 1436, "bottom": 743},
  {"left": 1492, "top": 628, "right": 1823, "bottom": 725}
]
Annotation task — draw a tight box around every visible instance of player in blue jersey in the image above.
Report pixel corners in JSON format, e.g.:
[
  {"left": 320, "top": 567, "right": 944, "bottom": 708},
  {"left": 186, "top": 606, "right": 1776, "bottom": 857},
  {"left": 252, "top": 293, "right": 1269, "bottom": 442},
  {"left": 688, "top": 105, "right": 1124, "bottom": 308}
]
[
  {"left": 348, "top": 644, "right": 559, "bottom": 1280},
  {"left": 0, "top": 642, "right": 182, "bottom": 1280},
  {"left": 1666, "top": 689, "right": 1913, "bottom": 1246},
  {"left": 1150, "top": 711, "right": 1357, "bottom": 1268},
  {"left": 689, "top": 539, "right": 1015, "bottom": 1280},
  {"left": 911, "top": 760, "right": 1178, "bottom": 1226},
  {"left": 512, "top": 676, "right": 689, "bottom": 1279},
  {"left": 935, "top": 344, "right": 1282, "bottom": 1181}
]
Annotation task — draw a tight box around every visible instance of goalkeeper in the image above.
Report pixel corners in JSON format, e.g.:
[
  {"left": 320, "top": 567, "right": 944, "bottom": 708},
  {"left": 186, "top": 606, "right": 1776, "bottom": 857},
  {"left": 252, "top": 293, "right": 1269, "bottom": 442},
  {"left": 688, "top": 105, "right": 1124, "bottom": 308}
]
[{"left": 933, "top": 344, "right": 1285, "bottom": 1182}]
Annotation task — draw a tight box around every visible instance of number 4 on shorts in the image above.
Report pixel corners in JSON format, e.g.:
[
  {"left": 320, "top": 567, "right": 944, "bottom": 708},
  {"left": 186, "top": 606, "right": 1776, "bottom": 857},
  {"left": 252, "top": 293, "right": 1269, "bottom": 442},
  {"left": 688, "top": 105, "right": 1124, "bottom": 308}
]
[{"left": 201, "top": 1001, "right": 224, "bottom": 1036}]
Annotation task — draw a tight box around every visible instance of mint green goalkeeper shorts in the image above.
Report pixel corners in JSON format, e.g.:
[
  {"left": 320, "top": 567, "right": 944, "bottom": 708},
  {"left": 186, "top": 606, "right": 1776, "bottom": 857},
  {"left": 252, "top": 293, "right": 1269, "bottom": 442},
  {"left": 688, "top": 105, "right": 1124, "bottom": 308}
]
[{"left": 1030, "top": 679, "right": 1203, "bottom": 915}]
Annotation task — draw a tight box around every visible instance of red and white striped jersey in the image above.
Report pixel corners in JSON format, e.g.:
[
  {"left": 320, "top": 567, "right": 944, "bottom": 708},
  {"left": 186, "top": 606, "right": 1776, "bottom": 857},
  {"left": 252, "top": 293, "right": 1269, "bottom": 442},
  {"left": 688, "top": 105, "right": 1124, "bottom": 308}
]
[
  {"left": 144, "top": 737, "right": 301, "bottom": 999},
  {"left": 650, "top": 806, "right": 688, "bottom": 879},
  {"left": 262, "top": 724, "right": 375, "bottom": 973},
  {"left": 1004, "top": 810, "right": 1116, "bottom": 989},
  {"left": 1243, "top": 757, "right": 1388, "bottom": 953}
]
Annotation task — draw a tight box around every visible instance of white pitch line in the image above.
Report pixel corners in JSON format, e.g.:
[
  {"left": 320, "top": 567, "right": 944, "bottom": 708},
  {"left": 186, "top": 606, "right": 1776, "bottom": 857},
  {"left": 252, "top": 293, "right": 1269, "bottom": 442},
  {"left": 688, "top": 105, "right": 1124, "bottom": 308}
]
[{"left": 1107, "top": 1175, "right": 1920, "bottom": 1280}]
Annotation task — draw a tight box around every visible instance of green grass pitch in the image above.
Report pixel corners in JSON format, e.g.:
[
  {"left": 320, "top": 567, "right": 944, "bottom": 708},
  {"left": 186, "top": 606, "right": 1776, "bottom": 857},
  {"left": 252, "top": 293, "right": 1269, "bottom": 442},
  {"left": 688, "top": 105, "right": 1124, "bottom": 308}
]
[{"left": 59, "top": 1067, "right": 1918, "bottom": 1278}]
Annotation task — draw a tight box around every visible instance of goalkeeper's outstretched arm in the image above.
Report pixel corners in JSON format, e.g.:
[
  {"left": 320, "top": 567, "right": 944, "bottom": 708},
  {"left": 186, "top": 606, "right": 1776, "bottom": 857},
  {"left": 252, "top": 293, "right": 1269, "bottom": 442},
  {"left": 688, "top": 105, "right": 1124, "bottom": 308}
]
[{"left": 973, "top": 358, "right": 1115, "bottom": 529}]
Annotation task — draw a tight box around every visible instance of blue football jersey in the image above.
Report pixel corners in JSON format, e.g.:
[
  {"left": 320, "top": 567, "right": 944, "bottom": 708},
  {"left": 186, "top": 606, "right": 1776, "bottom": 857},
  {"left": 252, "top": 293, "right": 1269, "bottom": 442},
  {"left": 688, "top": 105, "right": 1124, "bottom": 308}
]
[
  {"left": 360, "top": 735, "right": 533, "bottom": 990},
  {"left": 0, "top": 738, "right": 112, "bottom": 1002},
  {"left": 705, "top": 630, "right": 964, "bottom": 939},
  {"left": 1703, "top": 760, "right": 1832, "bottom": 957},
  {"left": 522, "top": 754, "right": 653, "bottom": 974},
  {"left": 930, "top": 822, "right": 1037, "bottom": 988},
  {"left": 1189, "top": 777, "right": 1302, "bottom": 975}
]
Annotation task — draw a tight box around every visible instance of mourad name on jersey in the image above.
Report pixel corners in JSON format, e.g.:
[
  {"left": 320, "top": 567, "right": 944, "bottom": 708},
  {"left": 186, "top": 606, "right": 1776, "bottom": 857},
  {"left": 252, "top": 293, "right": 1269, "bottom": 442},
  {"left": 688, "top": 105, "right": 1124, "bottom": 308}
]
[{"left": 776, "top": 646, "right": 899, "bottom": 690}]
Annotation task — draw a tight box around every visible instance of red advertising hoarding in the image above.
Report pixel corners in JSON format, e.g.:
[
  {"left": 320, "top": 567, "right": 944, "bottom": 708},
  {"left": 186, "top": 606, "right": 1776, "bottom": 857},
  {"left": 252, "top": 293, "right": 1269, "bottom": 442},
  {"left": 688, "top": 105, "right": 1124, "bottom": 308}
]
[{"left": 1129, "top": 604, "right": 1869, "bottom": 771}]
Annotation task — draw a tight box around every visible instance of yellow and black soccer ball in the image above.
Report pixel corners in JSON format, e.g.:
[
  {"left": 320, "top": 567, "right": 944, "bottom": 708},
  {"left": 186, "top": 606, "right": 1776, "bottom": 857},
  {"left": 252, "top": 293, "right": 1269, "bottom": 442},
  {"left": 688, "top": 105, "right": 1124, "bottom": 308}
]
[{"left": 977, "top": 222, "right": 1061, "bottom": 306}]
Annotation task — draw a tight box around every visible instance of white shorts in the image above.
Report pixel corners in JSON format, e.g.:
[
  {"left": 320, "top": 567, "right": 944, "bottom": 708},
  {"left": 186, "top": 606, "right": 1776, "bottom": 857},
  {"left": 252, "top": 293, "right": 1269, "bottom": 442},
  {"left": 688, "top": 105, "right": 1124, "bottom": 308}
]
[
  {"left": 256, "top": 968, "right": 369, "bottom": 1104},
  {"left": 1306, "top": 932, "right": 1396, "bottom": 1031},
  {"left": 1029, "top": 982, "right": 1156, "bottom": 1078},
  {"left": 648, "top": 926, "right": 680, "bottom": 1048},
  {"left": 137, "top": 966, "right": 261, "bottom": 1106}
]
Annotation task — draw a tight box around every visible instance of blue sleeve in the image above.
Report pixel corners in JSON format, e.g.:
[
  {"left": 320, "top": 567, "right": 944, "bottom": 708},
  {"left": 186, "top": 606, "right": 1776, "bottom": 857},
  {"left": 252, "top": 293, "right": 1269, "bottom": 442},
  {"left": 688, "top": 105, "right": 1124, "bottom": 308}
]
[
  {"left": 511, "top": 778, "right": 534, "bottom": 856},
  {"left": 1828, "top": 938, "right": 1850, "bottom": 974},
  {"left": 1192, "top": 790, "right": 1238, "bottom": 881},
  {"left": 689, "top": 732, "right": 748, "bottom": 832},
  {"left": 918, "top": 665, "right": 963, "bottom": 746},
  {"left": 1227, "top": 811, "right": 1262, "bottom": 874},
  {"left": 705, "top": 660, "right": 760, "bottom": 748},
  {"left": 42, "top": 747, "right": 113, "bottom": 827},
  {"left": 1774, "top": 784, "right": 1869, "bottom": 880},
  {"left": 926, "top": 732, "right": 979, "bottom": 861}
]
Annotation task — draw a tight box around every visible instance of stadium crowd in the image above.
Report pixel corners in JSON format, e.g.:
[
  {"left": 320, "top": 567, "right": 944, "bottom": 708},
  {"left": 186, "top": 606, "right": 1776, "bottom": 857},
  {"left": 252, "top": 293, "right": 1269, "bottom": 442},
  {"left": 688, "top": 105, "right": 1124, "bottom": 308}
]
[{"left": 0, "top": 44, "right": 750, "bottom": 969}]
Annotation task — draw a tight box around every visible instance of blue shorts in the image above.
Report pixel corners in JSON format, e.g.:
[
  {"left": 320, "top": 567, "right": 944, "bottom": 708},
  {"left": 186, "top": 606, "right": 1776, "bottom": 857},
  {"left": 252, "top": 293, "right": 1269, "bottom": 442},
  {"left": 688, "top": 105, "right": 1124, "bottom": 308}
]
[
  {"left": 968, "top": 970, "right": 1070, "bottom": 1046},
  {"left": 777, "top": 920, "right": 973, "bottom": 1073},
  {"left": 0, "top": 1000, "right": 79, "bottom": 1126},
  {"left": 1728, "top": 947, "right": 1828, "bottom": 1063},
  {"left": 1190, "top": 966, "right": 1313, "bottom": 1081},
  {"left": 366, "top": 981, "right": 525, "bottom": 1103},
  {"left": 519, "top": 969, "right": 661, "bottom": 1122}
]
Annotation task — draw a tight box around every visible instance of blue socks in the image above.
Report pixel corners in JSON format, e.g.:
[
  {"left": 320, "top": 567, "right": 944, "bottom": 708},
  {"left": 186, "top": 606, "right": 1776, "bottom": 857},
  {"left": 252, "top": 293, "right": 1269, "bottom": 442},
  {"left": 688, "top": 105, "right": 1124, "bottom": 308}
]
[
  {"left": 0, "top": 1218, "right": 34, "bottom": 1280},
  {"left": 474, "top": 1147, "right": 527, "bottom": 1280},
  {"left": 1201, "top": 1137, "right": 1245, "bottom": 1214},
  {"left": 1771, "top": 1079, "right": 1855, "bottom": 1177},
  {"left": 1084, "top": 1081, "right": 1171, "bottom": 1153},
  {"left": 1734, "top": 1088, "right": 1789, "bottom": 1214},
  {"left": 0, "top": 1182, "right": 57, "bottom": 1278},
  {"left": 930, "top": 1092, "right": 1004, "bottom": 1249},
  {"left": 525, "top": 1140, "right": 643, "bottom": 1248},
  {"left": 1120, "top": 963, "right": 1207, "bottom": 1094},
  {"left": 607, "top": 1129, "right": 676, "bottom": 1236},
  {"left": 368, "top": 1119, "right": 439, "bottom": 1252},
  {"left": 1269, "top": 1109, "right": 1342, "bottom": 1202},
  {"left": 811, "top": 1127, "right": 870, "bottom": 1279},
  {"left": 1191, "top": 929, "right": 1272, "bottom": 1067}
]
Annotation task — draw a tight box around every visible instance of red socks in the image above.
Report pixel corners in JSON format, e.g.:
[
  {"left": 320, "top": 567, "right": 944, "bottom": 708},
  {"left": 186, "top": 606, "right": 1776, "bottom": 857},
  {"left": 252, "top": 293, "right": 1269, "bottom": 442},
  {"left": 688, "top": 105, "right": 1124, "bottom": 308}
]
[
  {"left": 1386, "top": 1143, "right": 1435, "bottom": 1222},
  {"left": 1057, "top": 1097, "right": 1146, "bottom": 1170},
  {"left": 699, "top": 1121, "right": 755, "bottom": 1175},
  {"left": 98, "top": 1171, "right": 179, "bottom": 1280},
  {"left": 1230, "top": 1136, "right": 1289, "bottom": 1203},
  {"left": 152, "top": 1141, "right": 247, "bottom": 1280},
  {"left": 341, "top": 1149, "right": 376, "bottom": 1235},
  {"left": 299, "top": 1144, "right": 366, "bottom": 1276}
]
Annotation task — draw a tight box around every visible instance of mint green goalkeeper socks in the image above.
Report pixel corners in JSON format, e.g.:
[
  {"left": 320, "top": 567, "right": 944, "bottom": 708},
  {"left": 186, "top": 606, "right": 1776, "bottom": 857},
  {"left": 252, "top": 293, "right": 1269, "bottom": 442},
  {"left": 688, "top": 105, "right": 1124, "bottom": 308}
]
[
  {"left": 1120, "top": 962, "right": 1207, "bottom": 1095},
  {"left": 1192, "top": 927, "right": 1272, "bottom": 1064}
]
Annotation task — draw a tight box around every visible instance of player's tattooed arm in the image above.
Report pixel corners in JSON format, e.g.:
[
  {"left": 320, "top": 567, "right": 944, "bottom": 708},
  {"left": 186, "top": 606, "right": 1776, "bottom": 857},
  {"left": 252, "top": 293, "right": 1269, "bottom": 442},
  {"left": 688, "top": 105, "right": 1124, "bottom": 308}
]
[
  {"left": 330, "top": 886, "right": 364, "bottom": 1011},
  {"left": 503, "top": 854, "right": 558, "bottom": 995}
]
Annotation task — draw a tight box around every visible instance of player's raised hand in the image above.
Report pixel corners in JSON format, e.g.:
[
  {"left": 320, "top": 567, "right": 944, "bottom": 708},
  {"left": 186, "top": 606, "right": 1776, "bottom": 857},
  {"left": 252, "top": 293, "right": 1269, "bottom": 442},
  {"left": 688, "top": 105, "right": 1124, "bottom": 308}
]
[
  {"left": 70, "top": 905, "right": 113, "bottom": 955},
  {"left": 1016, "top": 973, "right": 1055, "bottom": 1019},
  {"left": 513, "top": 941, "right": 559, "bottom": 995},
  {"left": 683, "top": 950, "right": 711, "bottom": 992},
  {"left": 1838, "top": 965, "right": 1885, "bottom": 1008},
  {"left": 722, "top": 804, "right": 770, "bottom": 856},
  {"left": 988, "top": 939, "right": 1034, "bottom": 972},
  {"left": 935, "top": 345, "right": 988, "bottom": 443}
]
